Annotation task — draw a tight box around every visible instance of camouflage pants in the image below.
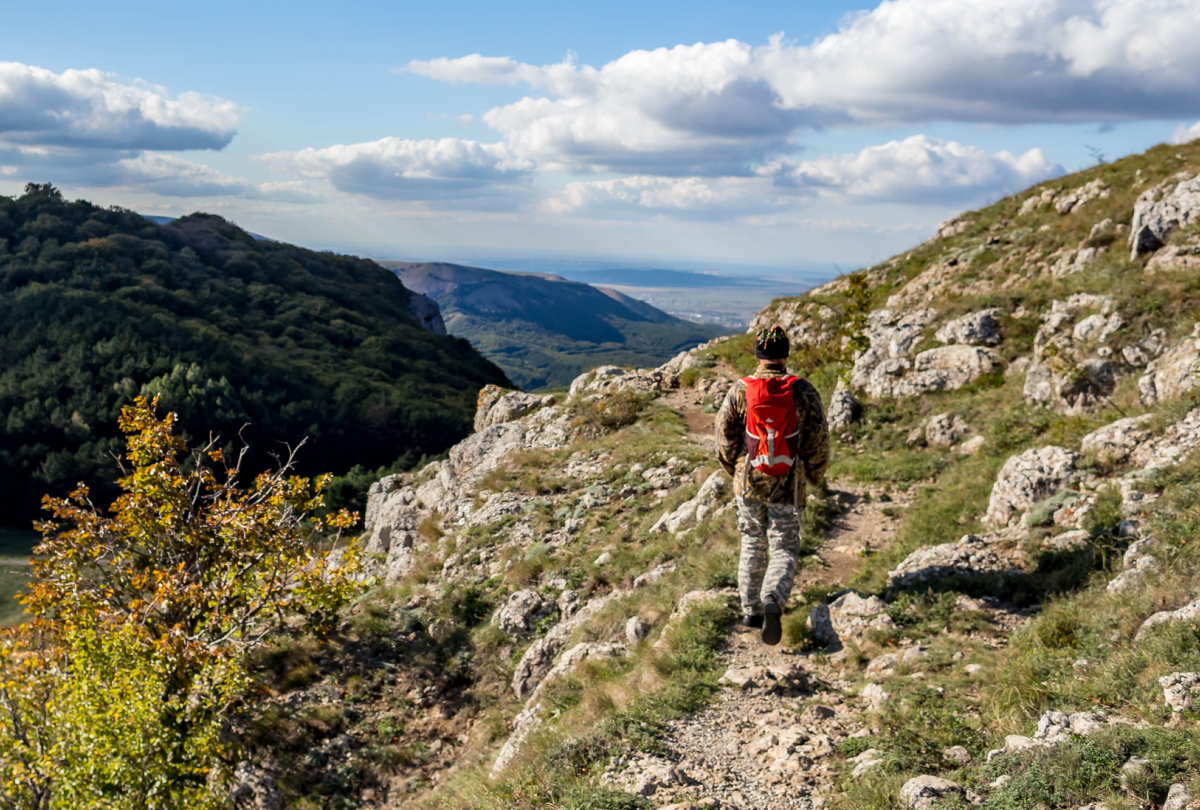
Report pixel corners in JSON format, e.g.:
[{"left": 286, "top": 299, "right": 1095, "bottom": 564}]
[{"left": 736, "top": 497, "right": 801, "bottom": 618}]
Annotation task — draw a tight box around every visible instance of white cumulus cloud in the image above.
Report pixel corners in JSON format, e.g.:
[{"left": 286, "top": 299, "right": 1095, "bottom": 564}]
[
  {"left": 257, "top": 137, "right": 536, "bottom": 206},
  {"left": 0, "top": 62, "right": 240, "bottom": 151},
  {"left": 776, "top": 135, "right": 1062, "bottom": 205},
  {"left": 1173, "top": 121, "right": 1200, "bottom": 145},
  {"left": 547, "top": 135, "right": 1060, "bottom": 216},
  {"left": 406, "top": 0, "right": 1200, "bottom": 174}
]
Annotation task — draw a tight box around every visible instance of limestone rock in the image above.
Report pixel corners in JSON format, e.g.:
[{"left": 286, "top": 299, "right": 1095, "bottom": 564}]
[
  {"left": 1164, "top": 783, "right": 1192, "bottom": 810},
  {"left": 983, "top": 446, "right": 1079, "bottom": 528},
  {"left": 1055, "top": 178, "right": 1110, "bottom": 214},
  {"left": 1129, "top": 409, "right": 1200, "bottom": 471},
  {"left": 625, "top": 616, "right": 648, "bottom": 645},
  {"left": 935, "top": 309, "right": 1002, "bottom": 346},
  {"left": 530, "top": 641, "right": 626, "bottom": 705},
  {"left": 958, "top": 435, "right": 986, "bottom": 455},
  {"left": 899, "top": 775, "right": 965, "bottom": 809},
  {"left": 1159, "top": 672, "right": 1200, "bottom": 714},
  {"left": 943, "top": 746, "right": 971, "bottom": 764},
  {"left": 888, "top": 533, "right": 1022, "bottom": 589},
  {"left": 1138, "top": 328, "right": 1200, "bottom": 406},
  {"left": 1146, "top": 243, "right": 1200, "bottom": 274},
  {"left": 1018, "top": 187, "right": 1058, "bottom": 216},
  {"left": 651, "top": 472, "right": 726, "bottom": 534},
  {"left": 936, "top": 215, "right": 969, "bottom": 238},
  {"left": 718, "top": 664, "right": 808, "bottom": 691},
  {"left": 827, "top": 383, "right": 862, "bottom": 429},
  {"left": 1080, "top": 414, "right": 1154, "bottom": 465},
  {"left": 1122, "top": 329, "right": 1169, "bottom": 367},
  {"left": 1136, "top": 598, "right": 1200, "bottom": 641},
  {"left": 408, "top": 291, "right": 447, "bottom": 336},
  {"left": 492, "top": 590, "right": 545, "bottom": 637},
  {"left": 861, "top": 683, "right": 891, "bottom": 710},
  {"left": 926, "top": 413, "right": 970, "bottom": 447},
  {"left": 475, "top": 386, "right": 552, "bottom": 432},
  {"left": 1129, "top": 172, "right": 1200, "bottom": 258},
  {"left": 1024, "top": 358, "right": 1118, "bottom": 414},
  {"left": 808, "top": 592, "right": 895, "bottom": 651},
  {"left": 512, "top": 591, "right": 624, "bottom": 698}
]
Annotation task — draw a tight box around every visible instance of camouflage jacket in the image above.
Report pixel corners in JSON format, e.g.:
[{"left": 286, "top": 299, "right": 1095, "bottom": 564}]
[{"left": 716, "top": 361, "right": 830, "bottom": 506}]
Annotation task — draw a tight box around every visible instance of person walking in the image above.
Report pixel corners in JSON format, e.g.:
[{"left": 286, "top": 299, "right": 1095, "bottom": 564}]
[{"left": 716, "top": 325, "right": 830, "bottom": 645}]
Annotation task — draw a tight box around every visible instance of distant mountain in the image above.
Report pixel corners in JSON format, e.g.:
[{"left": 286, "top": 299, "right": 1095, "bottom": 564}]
[
  {"left": 382, "top": 261, "right": 729, "bottom": 390},
  {"left": 554, "top": 267, "right": 773, "bottom": 288},
  {"left": 0, "top": 184, "right": 509, "bottom": 525}
]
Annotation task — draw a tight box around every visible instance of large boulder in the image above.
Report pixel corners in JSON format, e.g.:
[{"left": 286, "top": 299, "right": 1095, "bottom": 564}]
[
  {"left": 1129, "top": 172, "right": 1200, "bottom": 259},
  {"left": 899, "top": 776, "right": 965, "bottom": 810},
  {"left": 827, "top": 382, "right": 862, "bottom": 429},
  {"left": 857, "top": 344, "right": 1002, "bottom": 399},
  {"left": 888, "top": 533, "right": 1023, "bottom": 589},
  {"left": 1081, "top": 415, "right": 1154, "bottom": 465},
  {"left": 1137, "top": 327, "right": 1200, "bottom": 406},
  {"left": 475, "top": 386, "right": 553, "bottom": 432},
  {"left": 926, "top": 413, "right": 970, "bottom": 447},
  {"left": 984, "top": 446, "right": 1080, "bottom": 528},
  {"left": 935, "top": 309, "right": 1002, "bottom": 346}
]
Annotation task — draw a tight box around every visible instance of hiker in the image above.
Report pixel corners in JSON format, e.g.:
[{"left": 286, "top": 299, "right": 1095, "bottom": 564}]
[{"left": 716, "top": 325, "right": 830, "bottom": 645}]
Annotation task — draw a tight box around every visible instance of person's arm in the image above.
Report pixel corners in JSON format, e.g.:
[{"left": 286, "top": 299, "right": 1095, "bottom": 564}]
[
  {"left": 715, "top": 381, "right": 745, "bottom": 478},
  {"left": 794, "top": 379, "right": 830, "bottom": 487}
]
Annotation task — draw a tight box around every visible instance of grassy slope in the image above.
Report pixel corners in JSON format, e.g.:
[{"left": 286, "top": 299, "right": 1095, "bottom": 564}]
[
  {"left": 384, "top": 261, "right": 728, "bottom": 390},
  {"left": 741, "top": 139, "right": 1200, "bottom": 808}
]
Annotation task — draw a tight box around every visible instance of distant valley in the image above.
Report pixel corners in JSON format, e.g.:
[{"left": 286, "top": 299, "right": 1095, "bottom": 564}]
[{"left": 382, "top": 261, "right": 729, "bottom": 390}]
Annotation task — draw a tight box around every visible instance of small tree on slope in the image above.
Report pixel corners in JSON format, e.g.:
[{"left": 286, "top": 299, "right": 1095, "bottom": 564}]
[{"left": 0, "top": 396, "right": 363, "bottom": 809}]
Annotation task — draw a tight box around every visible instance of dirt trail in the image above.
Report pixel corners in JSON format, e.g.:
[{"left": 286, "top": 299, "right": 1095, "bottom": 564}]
[{"left": 598, "top": 378, "right": 917, "bottom": 810}]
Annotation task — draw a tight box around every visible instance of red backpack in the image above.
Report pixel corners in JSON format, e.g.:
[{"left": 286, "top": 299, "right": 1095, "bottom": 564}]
[{"left": 743, "top": 375, "right": 800, "bottom": 476}]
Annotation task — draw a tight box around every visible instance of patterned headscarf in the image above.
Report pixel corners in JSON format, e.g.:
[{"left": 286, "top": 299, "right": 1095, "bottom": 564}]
[{"left": 755, "top": 325, "right": 790, "bottom": 360}]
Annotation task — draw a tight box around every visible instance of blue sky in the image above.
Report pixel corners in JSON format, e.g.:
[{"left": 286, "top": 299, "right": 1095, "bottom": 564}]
[{"left": 2, "top": 0, "right": 1198, "bottom": 275}]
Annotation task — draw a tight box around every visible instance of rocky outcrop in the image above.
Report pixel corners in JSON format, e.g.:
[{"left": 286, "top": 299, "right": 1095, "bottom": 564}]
[
  {"left": 1080, "top": 414, "right": 1154, "bottom": 465},
  {"left": 899, "top": 775, "right": 965, "bottom": 810},
  {"left": 827, "top": 382, "right": 861, "bottom": 429},
  {"left": 1137, "top": 326, "right": 1200, "bottom": 406},
  {"left": 1136, "top": 598, "right": 1200, "bottom": 641},
  {"left": 749, "top": 299, "right": 840, "bottom": 346},
  {"left": 1129, "top": 409, "right": 1200, "bottom": 471},
  {"left": 1055, "top": 179, "right": 1110, "bottom": 215},
  {"left": 808, "top": 592, "right": 896, "bottom": 651},
  {"left": 935, "top": 309, "right": 1001, "bottom": 346},
  {"left": 1018, "top": 187, "right": 1058, "bottom": 216},
  {"left": 888, "top": 533, "right": 1024, "bottom": 590},
  {"left": 983, "top": 446, "right": 1079, "bottom": 528},
  {"left": 651, "top": 472, "right": 727, "bottom": 534},
  {"left": 1160, "top": 672, "right": 1200, "bottom": 716},
  {"left": 492, "top": 590, "right": 547, "bottom": 638},
  {"left": 475, "top": 386, "right": 553, "bottom": 432},
  {"left": 1146, "top": 242, "right": 1200, "bottom": 273},
  {"left": 407, "top": 291, "right": 448, "bottom": 335},
  {"left": 925, "top": 413, "right": 970, "bottom": 447},
  {"left": 1129, "top": 172, "right": 1200, "bottom": 258},
  {"left": 854, "top": 340, "right": 1001, "bottom": 400},
  {"left": 512, "top": 591, "right": 625, "bottom": 698},
  {"left": 1024, "top": 295, "right": 1124, "bottom": 414},
  {"left": 652, "top": 590, "right": 732, "bottom": 650}
]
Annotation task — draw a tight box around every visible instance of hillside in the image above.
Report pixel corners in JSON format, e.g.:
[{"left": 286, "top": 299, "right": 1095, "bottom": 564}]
[
  {"left": 383, "top": 260, "right": 728, "bottom": 389},
  {"left": 200, "top": 136, "right": 1200, "bottom": 810},
  {"left": 0, "top": 184, "right": 509, "bottom": 527}
]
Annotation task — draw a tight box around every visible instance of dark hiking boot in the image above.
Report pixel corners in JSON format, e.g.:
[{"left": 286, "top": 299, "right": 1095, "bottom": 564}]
[
  {"left": 762, "top": 600, "right": 783, "bottom": 646},
  {"left": 743, "top": 613, "right": 764, "bottom": 629}
]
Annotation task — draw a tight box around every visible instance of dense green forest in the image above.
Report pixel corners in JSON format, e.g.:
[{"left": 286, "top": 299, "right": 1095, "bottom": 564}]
[
  {"left": 387, "top": 261, "right": 728, "bottom": 389},
  {"left": 0, "top": 184, "right": 510, "bottom": 527}
]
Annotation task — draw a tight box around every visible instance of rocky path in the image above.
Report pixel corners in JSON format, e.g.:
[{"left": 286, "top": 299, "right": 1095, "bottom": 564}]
[{"left": 598, "top": 474, "right": 912, "bottom": 810}]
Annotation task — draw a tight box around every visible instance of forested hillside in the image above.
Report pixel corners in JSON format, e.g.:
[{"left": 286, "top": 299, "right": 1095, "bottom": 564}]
[
  {"left": 0, "top": 184, "right": 509, "bottom": 526},
  {"left": 386, "top": 261, "right": 728, "bottom": 389}
]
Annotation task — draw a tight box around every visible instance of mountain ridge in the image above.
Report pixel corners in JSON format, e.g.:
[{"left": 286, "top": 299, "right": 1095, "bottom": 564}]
[{"left": 383, "top": 260, "right": 729, "bottom": 390}]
